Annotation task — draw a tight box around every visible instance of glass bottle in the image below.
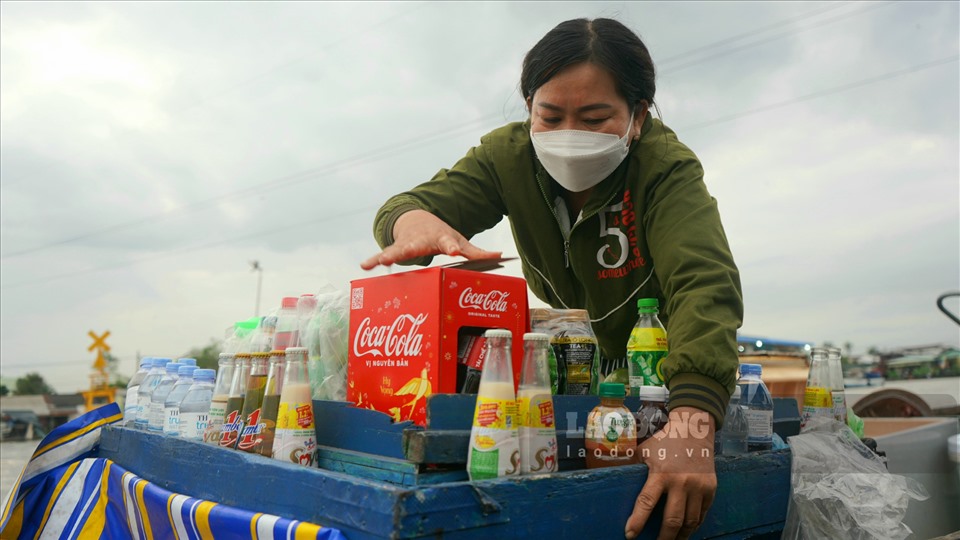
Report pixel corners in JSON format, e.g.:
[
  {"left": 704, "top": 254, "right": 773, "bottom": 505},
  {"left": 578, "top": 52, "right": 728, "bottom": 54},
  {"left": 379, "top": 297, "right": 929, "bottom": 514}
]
[
  {"left": 802, "top": 348, "right": 834, "bottom": 430},
  {"left": 219, "top": 353, "right": 251, "bottom": 449},
  {"left": 272, "top": 347, "right": 316, "bottom": 467},
  {"left": 256, "top": 350, "right": 286, "bottom": 457},
  {"left": 236, "top": 352, "right": 270, "bottom": 453},
  {"left": 517, "top": 333, "right": 558, "bottom": 475},
  {"left": 636, "top": 385, "right": 669, "bottom": 445},
  {"left": 204, "top": 353, "right": 235, "bottom": 444},
  {"left": 467, "top": 329, "right": 520, "bottom": 480},
  {"left": 826, "top": 347, "right": 847, "bottom": 424}
]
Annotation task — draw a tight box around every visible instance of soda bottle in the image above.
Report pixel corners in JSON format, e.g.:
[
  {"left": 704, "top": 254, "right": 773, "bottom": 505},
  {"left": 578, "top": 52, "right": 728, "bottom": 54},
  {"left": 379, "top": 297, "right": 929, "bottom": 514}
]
[
  {"left": 124, "top": 357, "right": 152, "bottom": 426},
  {"left": 163, "top": 365, "right": 198, "bottom": 436},
  {"left": 826, "top": 347, "right": 847, "bottom": 423},
  {"left": 178, "top": 357, "right": 198, "bottom": 367},
  {"left": 517, "top": 333, "right": 558, "bottom": 475},
  {"left": 467, "top": 329, "right": 520, "bottom": 480},
  {"left": 273, "top": 347, "right": 317, "bottom": 467},
  {"left": 205, "top": 353, "right": 236, "bottom": 445},
  {"left": 274, "top": 297, "right": 300, "bottom": 350},
  {"left": 636, "top": 385, "right": 669, "bottom": 445},
  {"left": 236, "top": 352, "right": 270, "bottom": 453},
  {"left": 220, "top": 353, "right": 251, "bottom": 449},
  {"left": 256, "top": 350, "right": 286, "bottom": 457},
  {"left": 737, "top": 364, "right": 773, "bottom": 451},
  {"left": 627, "top": 298, "right": 669, "bottom": 394},
  {"left": 136, "top": 358, "right": 169, "bottom": 430},
  {"left": 718, "top": 387, "right": 748, "bottom": 456},
  {"left": 802, "top": 348, "right": 834, "bottom": 430},
  {"left": 178, "top": 369, "right": 216, "bottom": 441},
  {"left": 148, "top": 362, "right": 183, "bottom": 433},
  {"left": 585, "top": 382, "right": 638, "bottom": 468}
]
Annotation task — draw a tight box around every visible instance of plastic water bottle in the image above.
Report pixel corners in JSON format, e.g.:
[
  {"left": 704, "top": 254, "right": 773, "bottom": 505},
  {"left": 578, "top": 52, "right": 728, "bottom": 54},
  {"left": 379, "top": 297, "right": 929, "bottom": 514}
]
[
  {"left": 718, "top": 387, "right": 749, "bottom": 455},
  {"left": 178, "top": 369, "right": 216, "bottom": 441},
  {"left": 148, "top": 362, "right": 183, "bottom": 433},
  {"left": 124, "top": 357, "right": 152, "bottom": 426},
  {"left": 163, "top": 365, "right": 198, "bottom": 436},
  {"left": 136, "top": 358, "right": 170, "bottom": 430},
  {"left": 737, "top": 364, "right": 773, "bottom": 451},
  {"left": 627, "top": 298, "right": 669, "bottom": 394}
]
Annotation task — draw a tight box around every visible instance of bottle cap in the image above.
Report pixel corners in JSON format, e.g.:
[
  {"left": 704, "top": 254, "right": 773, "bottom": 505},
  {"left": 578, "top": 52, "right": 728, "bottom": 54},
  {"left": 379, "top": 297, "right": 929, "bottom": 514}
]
[
  {"left": 194, "top": 369, "right": 216, "bottom": 382},
  {"left": 285, "top": 347, "right": 308, "bottom": 360},
  {"left": 165, "top": 362, "right": 184, "bottom": 374},
  {"left": 218, "top": 352, "right": 235, "bottom": 361},
  {"left": 598, "top": 382, "right": 626, "bottom": 398},
  {"left": 139, "top": 357, "right": 153, "bottom": 368},
  {"left": 523, "top": 332, "right": 550, "bottom": 342},
  {"left": 154, "top": 358, "right": 172, "bottom": 368},
  {"left": 282, "top": 296, "right": 299, "bottom": 309},
  {"left": 178, "top": 365, "right": 198, "bottom": 377},
  {"left": 178, "top": 358, "right": 197, "bottom": 366},
  {"left": 637, "top": 298, "right": 660, "bottom": 312},
  {"left": 740, "top": 363, "right": 762, "bottom": 376},
  {"left": 638, "top": 385, "right": 668, "bottom": 402},
  {"left": 484, "top": 329, "right": 512, "bottom": 339}
]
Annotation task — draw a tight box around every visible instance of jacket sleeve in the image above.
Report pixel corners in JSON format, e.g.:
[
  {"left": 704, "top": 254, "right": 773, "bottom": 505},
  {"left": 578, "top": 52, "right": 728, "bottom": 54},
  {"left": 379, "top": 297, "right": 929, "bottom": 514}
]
[
  {"left": 372, "top": 143, "right": 508, "bottom": 266},
  {"left": 644, "top": 154, "right": 743, "bottom": 428}
]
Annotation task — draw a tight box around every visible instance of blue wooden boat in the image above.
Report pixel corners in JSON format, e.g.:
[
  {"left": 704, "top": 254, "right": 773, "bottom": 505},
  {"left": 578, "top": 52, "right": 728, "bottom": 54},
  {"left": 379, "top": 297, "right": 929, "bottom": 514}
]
[{"left": 91, "top": 395, "right": 799, "bottom": 539}]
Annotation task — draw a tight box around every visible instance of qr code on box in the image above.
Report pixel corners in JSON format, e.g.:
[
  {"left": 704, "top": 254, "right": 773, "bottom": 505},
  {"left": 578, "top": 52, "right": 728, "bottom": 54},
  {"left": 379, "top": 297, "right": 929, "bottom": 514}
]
[{"left": 351, "top": 287, "right": 364, "bottom": 309}]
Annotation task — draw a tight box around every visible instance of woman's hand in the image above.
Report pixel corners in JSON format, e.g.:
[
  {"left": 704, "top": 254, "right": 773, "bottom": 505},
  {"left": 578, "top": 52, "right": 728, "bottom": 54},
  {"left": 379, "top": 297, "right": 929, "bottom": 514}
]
[
  {"left": 626, "top": 406, "right": 717, "bottom": 540},
  {"left": 360, "top": 209, "right": 502, "bottom": 270}
]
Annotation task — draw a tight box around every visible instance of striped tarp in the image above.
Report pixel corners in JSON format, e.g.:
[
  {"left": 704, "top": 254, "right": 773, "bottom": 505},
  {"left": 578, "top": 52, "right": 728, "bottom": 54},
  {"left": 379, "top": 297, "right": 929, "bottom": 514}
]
[{"left": 1, "top": 403, "right": 345, "bottom": 540}]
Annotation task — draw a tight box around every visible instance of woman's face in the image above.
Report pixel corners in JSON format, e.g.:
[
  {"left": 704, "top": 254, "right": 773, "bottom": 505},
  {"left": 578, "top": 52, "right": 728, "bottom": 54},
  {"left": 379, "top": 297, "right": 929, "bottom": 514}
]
[{"left": 527, "top": 62, "right": 647, "bottom": 139}]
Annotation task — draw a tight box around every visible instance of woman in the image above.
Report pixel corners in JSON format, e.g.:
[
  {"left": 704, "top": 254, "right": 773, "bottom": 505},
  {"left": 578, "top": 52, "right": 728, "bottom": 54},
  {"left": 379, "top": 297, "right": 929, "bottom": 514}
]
[{"left": 361, "top": 18, "right": 743, "bottom": 540}]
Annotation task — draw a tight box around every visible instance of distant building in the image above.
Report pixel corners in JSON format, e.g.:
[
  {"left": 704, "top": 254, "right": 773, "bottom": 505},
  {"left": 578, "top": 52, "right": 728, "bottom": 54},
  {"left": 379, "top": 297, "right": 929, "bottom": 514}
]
[{"left": 0, "top": 393, "right": 85, "bottom": 433}]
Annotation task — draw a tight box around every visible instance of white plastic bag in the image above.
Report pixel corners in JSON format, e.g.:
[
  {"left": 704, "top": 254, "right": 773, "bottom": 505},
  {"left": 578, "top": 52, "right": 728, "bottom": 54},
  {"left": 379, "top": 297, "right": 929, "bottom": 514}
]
[
  {"left": 782, "top": 417, "right": 929, "bottom": 540},
  {"left": 301, "top": 286, "right": 349, "bottom": 401}
]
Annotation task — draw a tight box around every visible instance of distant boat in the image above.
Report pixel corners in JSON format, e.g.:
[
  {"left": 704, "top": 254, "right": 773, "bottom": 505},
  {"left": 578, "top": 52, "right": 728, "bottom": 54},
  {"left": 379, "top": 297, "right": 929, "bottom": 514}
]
[{"left": 1, "top": 410, "right": 47, "bottom": 442}]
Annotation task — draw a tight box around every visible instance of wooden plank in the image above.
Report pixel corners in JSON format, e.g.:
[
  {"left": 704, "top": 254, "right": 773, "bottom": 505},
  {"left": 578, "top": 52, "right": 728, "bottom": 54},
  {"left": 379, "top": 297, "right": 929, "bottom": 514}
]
[
  {"left": 312, "top": 399, "right": 420, "bottom": 460},
  {"left": 316, "top": 445, "right": 467, "bottom": 486},
  {"left": 97, "top": 426, "right": 789, "bottom": 539}
]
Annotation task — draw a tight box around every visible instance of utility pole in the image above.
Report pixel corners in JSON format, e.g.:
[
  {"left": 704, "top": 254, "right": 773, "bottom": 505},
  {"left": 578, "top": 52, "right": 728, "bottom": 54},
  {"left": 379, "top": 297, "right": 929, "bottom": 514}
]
[{"left": 250, "top": 260, "right": 263, "bottom": 317}]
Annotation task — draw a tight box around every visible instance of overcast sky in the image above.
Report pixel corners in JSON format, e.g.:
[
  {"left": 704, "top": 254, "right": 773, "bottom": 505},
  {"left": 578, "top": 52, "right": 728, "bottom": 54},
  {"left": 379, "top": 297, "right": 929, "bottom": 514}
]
[{"left": 2, "top": 1, "right": 958, "bottom": 394}]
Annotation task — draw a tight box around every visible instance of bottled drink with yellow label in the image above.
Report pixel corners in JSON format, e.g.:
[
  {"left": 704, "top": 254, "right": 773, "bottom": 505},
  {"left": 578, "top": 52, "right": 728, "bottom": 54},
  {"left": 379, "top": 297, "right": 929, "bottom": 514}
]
[
  {"left": 802, "top": 347, "right": 835, "bottom": 430},
  {"left": 627, "top": 298, "right": 669, "bottom": 395},
  {"left": 517, "top": 333, "right": 558, "bottom": 475},
  {"left": 467, "top": 329, "right": 520, "bottom": 481}
]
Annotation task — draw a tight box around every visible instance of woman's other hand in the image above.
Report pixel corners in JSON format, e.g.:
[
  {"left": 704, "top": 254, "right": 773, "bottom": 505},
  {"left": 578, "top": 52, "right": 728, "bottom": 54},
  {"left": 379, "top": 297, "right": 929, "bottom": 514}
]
[
  {"left": 626, "top": 406, "right": 717, "bottom": 540},
  {"left": 361, "top": 209, "right": 501, "bottom": 270}
]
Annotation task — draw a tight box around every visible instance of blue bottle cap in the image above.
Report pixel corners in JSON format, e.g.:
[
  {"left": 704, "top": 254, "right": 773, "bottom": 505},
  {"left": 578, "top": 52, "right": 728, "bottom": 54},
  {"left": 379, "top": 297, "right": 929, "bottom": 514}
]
[
  {"left": 740, "top": 363, "right": 762, "bottom": 376},
  {"left": 194, "top": 369, "right": 216, "bottom": 382},
  {"left": 177, "top": 365, "right": 198, "bottom": 377},
  {"left": 154, "top": 358, "right": 172, "bottom": 368},
  {"left": 177, "top": 358, "right": 198, "bottom": 366},
  {"left": 165, "top": 362, "right": 183, "bottom": 374},
  {"left": 139, "top": 357, "right": 153, "bottom": 368}
]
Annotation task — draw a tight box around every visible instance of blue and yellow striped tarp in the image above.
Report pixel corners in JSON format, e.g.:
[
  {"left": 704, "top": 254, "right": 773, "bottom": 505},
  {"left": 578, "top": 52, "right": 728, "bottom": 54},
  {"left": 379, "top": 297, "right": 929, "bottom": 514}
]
[{"left": 1, "top": 404, "right": 345, "bottom": 540}]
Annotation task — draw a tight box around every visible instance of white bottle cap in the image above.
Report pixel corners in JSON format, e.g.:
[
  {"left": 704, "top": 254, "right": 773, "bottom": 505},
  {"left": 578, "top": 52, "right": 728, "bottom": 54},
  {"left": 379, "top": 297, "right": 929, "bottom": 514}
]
[
  {"left": 484, "top": 329, "right": 512, "bottom": 339},
  {"left": 638, "top": 385, "right": 668, "bottom": 402}
]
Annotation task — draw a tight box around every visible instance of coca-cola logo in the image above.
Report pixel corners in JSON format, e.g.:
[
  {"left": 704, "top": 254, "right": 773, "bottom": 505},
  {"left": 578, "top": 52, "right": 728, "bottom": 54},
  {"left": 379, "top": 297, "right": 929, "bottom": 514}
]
[
  {"left": 353, "top": 313, "right": 428, "bottom": 358},
  {"left": 458, "top": 288, "right": 509, "bottom": 312}
]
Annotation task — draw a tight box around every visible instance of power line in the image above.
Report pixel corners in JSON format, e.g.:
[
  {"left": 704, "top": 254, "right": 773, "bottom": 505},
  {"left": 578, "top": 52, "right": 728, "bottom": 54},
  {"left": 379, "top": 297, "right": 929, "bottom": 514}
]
[{"left": 678, "top": 55, "right": 959, "bottom": 132}]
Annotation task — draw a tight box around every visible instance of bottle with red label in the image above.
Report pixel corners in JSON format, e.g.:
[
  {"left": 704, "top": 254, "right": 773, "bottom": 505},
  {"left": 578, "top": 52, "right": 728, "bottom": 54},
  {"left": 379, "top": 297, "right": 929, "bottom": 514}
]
[
  {"left": 272, "top": 347, "right": 316, "bottom": 467},
  {"left": 467, "top": 329, "right": 520, "bottom": 481},
  {"left": 237, "top": 352, "right": 270, "bottom": 453},
  {"left": 517, "top": 333, "right": 558, "bottom": 475},
  {"left": 256, "top": 349, "right": 285, "bottom": 457},
  {"left": 219, "top": 353, "right": 251, "bottom": 449}
]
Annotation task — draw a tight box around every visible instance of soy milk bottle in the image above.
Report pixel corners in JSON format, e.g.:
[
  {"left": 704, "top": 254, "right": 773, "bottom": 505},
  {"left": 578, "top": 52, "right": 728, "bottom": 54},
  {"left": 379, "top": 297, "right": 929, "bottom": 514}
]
[
  {"left": 517, "top": 333, "right": 558, "bottom": 474},
  {"left": 467, "top": 329, "right": 520, "bottom": 480}
]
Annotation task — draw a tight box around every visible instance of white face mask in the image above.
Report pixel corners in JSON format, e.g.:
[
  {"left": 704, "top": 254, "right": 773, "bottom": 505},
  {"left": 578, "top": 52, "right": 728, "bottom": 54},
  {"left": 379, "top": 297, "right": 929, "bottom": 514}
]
[{"left": 530, "top": 116, "right": 633, "bottom": 193}]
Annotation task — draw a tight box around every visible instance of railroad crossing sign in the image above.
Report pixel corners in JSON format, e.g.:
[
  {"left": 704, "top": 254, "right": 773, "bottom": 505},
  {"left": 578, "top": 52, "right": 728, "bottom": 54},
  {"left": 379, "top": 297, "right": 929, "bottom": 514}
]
[{"left": 88, "top": 330, "right": 110, "bottom": 370}]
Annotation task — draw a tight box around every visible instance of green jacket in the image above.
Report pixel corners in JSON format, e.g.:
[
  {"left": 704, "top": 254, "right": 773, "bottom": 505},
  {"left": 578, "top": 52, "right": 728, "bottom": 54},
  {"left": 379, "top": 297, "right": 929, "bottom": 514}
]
[{"left": 373, "top": 115, "right": 743, "bottom": 425}]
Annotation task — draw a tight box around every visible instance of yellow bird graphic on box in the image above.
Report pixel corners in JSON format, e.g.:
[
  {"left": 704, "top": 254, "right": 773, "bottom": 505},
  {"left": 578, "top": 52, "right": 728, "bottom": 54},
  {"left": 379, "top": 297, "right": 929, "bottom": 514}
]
[{"left": 395, "top": 367, "right": 432, "bottom": 419}]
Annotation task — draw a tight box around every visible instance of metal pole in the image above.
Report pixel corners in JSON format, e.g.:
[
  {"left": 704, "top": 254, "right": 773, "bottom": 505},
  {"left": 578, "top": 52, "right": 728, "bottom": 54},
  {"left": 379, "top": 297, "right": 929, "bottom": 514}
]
[{"left": 251, "top": 260, "right": 263, "bottom": 318}]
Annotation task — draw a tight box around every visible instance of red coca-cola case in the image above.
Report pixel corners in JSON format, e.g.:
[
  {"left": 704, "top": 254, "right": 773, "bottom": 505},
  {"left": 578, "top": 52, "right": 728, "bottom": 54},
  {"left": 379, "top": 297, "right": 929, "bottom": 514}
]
[{"left": 348, "top": 265, "right": 529, "bottom": 426}]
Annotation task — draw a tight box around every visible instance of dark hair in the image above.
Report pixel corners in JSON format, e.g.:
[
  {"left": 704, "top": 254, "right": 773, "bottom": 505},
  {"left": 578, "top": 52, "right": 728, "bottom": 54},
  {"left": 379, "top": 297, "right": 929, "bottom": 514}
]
[{"left": 521, "top": 18, "right": 656, "bottom": 109}]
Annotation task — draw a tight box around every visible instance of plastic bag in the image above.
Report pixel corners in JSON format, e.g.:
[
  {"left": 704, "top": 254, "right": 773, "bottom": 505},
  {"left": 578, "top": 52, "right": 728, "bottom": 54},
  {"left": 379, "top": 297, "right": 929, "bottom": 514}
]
[
  {"left": 301, "top": 285, "right": 350, "bottom": 401},
  {"left": 782, "top": 417, "right": 929, "bottom": 540}
]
